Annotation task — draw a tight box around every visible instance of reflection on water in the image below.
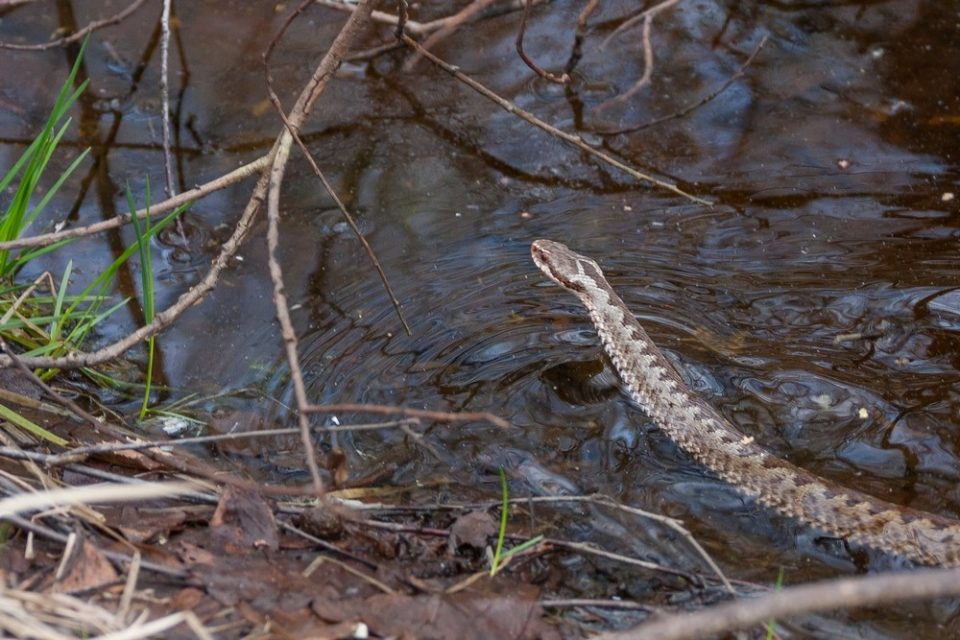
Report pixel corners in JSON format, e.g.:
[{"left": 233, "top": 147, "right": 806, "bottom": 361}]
[{"left": 1, "top": 0, "right": 959, "bottom": 634}]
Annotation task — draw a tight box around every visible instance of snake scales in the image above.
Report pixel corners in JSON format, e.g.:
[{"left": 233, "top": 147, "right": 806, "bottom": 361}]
[{"left": 531, "top": 239, "right": 960, "bottom": 567}]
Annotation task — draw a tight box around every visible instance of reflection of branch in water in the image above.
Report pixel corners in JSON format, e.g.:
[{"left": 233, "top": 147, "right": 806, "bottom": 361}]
[
  {"left": 396, "top": 32, "right": 711, "bottom": 206},
  {"left": 595, "top": 0, "right": 684, "bottom": 111},
  {"left": 0, "top": 0, "right": 150, "bottom": 50},
  {"left": 563, "top": 0, "right": 601, "bottom": 75},
  {"left": 403, "top": 0, "right": 500, "bottom": 72},
  {"left": 516, "top": 0, "right": 569, "bottom": 84},
  {"left": 595, "top": 36, "right": 769, "bottom": 135},
  {"left": 263, "top": 3, "right": 410, "bottom": 336},
  {"left": 315, "top": 0, "right": 552, "bottom": 38}
]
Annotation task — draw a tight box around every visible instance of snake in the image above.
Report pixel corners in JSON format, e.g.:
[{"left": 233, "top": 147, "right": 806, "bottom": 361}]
[{"left": 531, "top": 239, "right": 960, "bottom": 567}]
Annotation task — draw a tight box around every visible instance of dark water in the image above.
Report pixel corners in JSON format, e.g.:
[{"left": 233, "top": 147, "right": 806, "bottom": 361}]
[{"left": 1, "top": 1, "right": 959, "bottom": 635}]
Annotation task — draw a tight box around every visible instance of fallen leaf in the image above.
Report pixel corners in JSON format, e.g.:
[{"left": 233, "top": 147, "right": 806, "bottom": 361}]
[
  {"left": 450, "top": 511, "right": 497, "bottom": 550},
  {"left": 46, "top": 536, "right": 118, "bottom": 594},
  {"left": 210, "top": 486, "right": 278, "bottom": 552}
]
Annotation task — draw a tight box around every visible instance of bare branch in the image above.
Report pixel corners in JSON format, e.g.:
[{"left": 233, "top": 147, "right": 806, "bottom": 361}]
[
  {"left": 262, "top": 0, "right": 378, "bottom": 491},
  {"left": 0, "top": 154, "right": 271, "bottom": 251}
]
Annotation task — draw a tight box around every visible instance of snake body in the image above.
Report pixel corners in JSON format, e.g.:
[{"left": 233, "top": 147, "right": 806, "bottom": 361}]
[{"left": 531, "top": 239, "right": 960, "bottom": 566}]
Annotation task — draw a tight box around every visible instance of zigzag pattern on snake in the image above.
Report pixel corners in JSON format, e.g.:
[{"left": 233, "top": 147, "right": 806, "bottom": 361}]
[{"left": 531, "top": 239, "right": 960, "bottom": 567}]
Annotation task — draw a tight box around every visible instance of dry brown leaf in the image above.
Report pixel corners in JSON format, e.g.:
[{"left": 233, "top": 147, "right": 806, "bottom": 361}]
[{"left": 46, "top": 537, "right": 118, "bottom": 594}]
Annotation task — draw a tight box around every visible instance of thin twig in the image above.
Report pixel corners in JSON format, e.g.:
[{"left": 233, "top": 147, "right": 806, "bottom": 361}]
[
  {"left": 0, "top": 156, "right": 273, "bottom": 370},
  {"left": 598, "top": 567, "right": 960, "bottom": 640},
  {"left": 26, "top": 419, "right": 421, "bottom": 465},
  {"left": 587, "top": 494, "right": 733, "bottom": 593},
  {"left": 317, "top": 0, "right": 553, "bottom": 38},
  {"left": 0, "top": 154, "right": 271, "bottom": 251},
  {"left": 547, "top": 539, "right": 702, "bottom": 582},
  {"left": 113, "top": 550, "right": 140, "bottom": 625},
  {"left": 279, "top": 520, "right": 380, "bottom": 569},
  {"left": 303, "top": 402, "right": 510, "bottom": 429},
  {"left": 4, "top": 513, "right": 185, "bottom": 578},
  {"left": 0, "top": 336, "right": 133, "bottom": 442},
  {"left": 262, "top": 0, "right": 379, "bottom": 491},
  {"left": 159, "top": 0, "right": 176, "bottom": 199},
  {"left": 263, "top": 48, "right": 411, "bottom": 335},
  {"left": 563, "top": 0, "right": 600, "bottom": 75},
  {"left": 542, "top": 598, "right": 653, "bottom": 610},
  {"left": 301, "top": 540, "right": 395, "bottom": 593},
  {"left": 159, "top": 0, "right": 187, "bottom": 251},
  {"left": 397, "top": 33, "right": 710, "bottom": 205}
]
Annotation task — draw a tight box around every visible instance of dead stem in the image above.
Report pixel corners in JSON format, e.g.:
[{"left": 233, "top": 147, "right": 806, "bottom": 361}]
[
  {"left": 0, "top": 160, "right": 271, "bottom": 370},
  {"left": 263, "top": 56, "right": 411, "bottom": 335},
  {"left": 316, "top": 0, "right": 553, "bottom": 38},
  {"left": 23, "top": 419, "right": 420, "bottom": 465},
  {"left": 0, "top": 336, "right": 141, "bottom": 442},
  {"left": 279, "top": 520, "right": 380, "bottom": 568}
]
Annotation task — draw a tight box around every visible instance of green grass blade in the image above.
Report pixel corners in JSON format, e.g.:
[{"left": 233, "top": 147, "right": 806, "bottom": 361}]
[
  {"left": 490, "top": 466, "right": 510, "bottom": 576},
  {"left": 128, "top": 179, "right": 157, "bottom": 418},
  {"left": 496, "top": 535, "right": 544, "bottom": 565},
  {"left": 9, "top": 238, "right": 75, "bottom": 274},
  {"left": 0, "top": 402, "right": 68, "bottom": 447},
  {"left": 63, "top": 296, "right": 129, "bottom": 347},
  {"left": 48, "top": 261, "right": 72, "bottom": 342},
  {"left": 0, "top": 36, "right": 90, "bottom": 276},
  {"left": 22, "top": 145, "right": 90, "bottom": 233},
  {"left": 64, "top": 202, "right": 187, "bottom": 320},
  {"left": 765, "top": 567, "right": 786, "bottom": 639}
]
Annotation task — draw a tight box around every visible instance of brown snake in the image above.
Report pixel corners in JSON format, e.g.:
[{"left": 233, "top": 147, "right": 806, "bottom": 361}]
[{"left": 531, "top": 239, "right": 960, "bottom": 567}]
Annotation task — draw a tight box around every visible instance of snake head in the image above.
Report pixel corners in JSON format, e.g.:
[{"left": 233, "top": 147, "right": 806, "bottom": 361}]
[{"left": 531, "top": 239, "right": 602, "bottom": 293}]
